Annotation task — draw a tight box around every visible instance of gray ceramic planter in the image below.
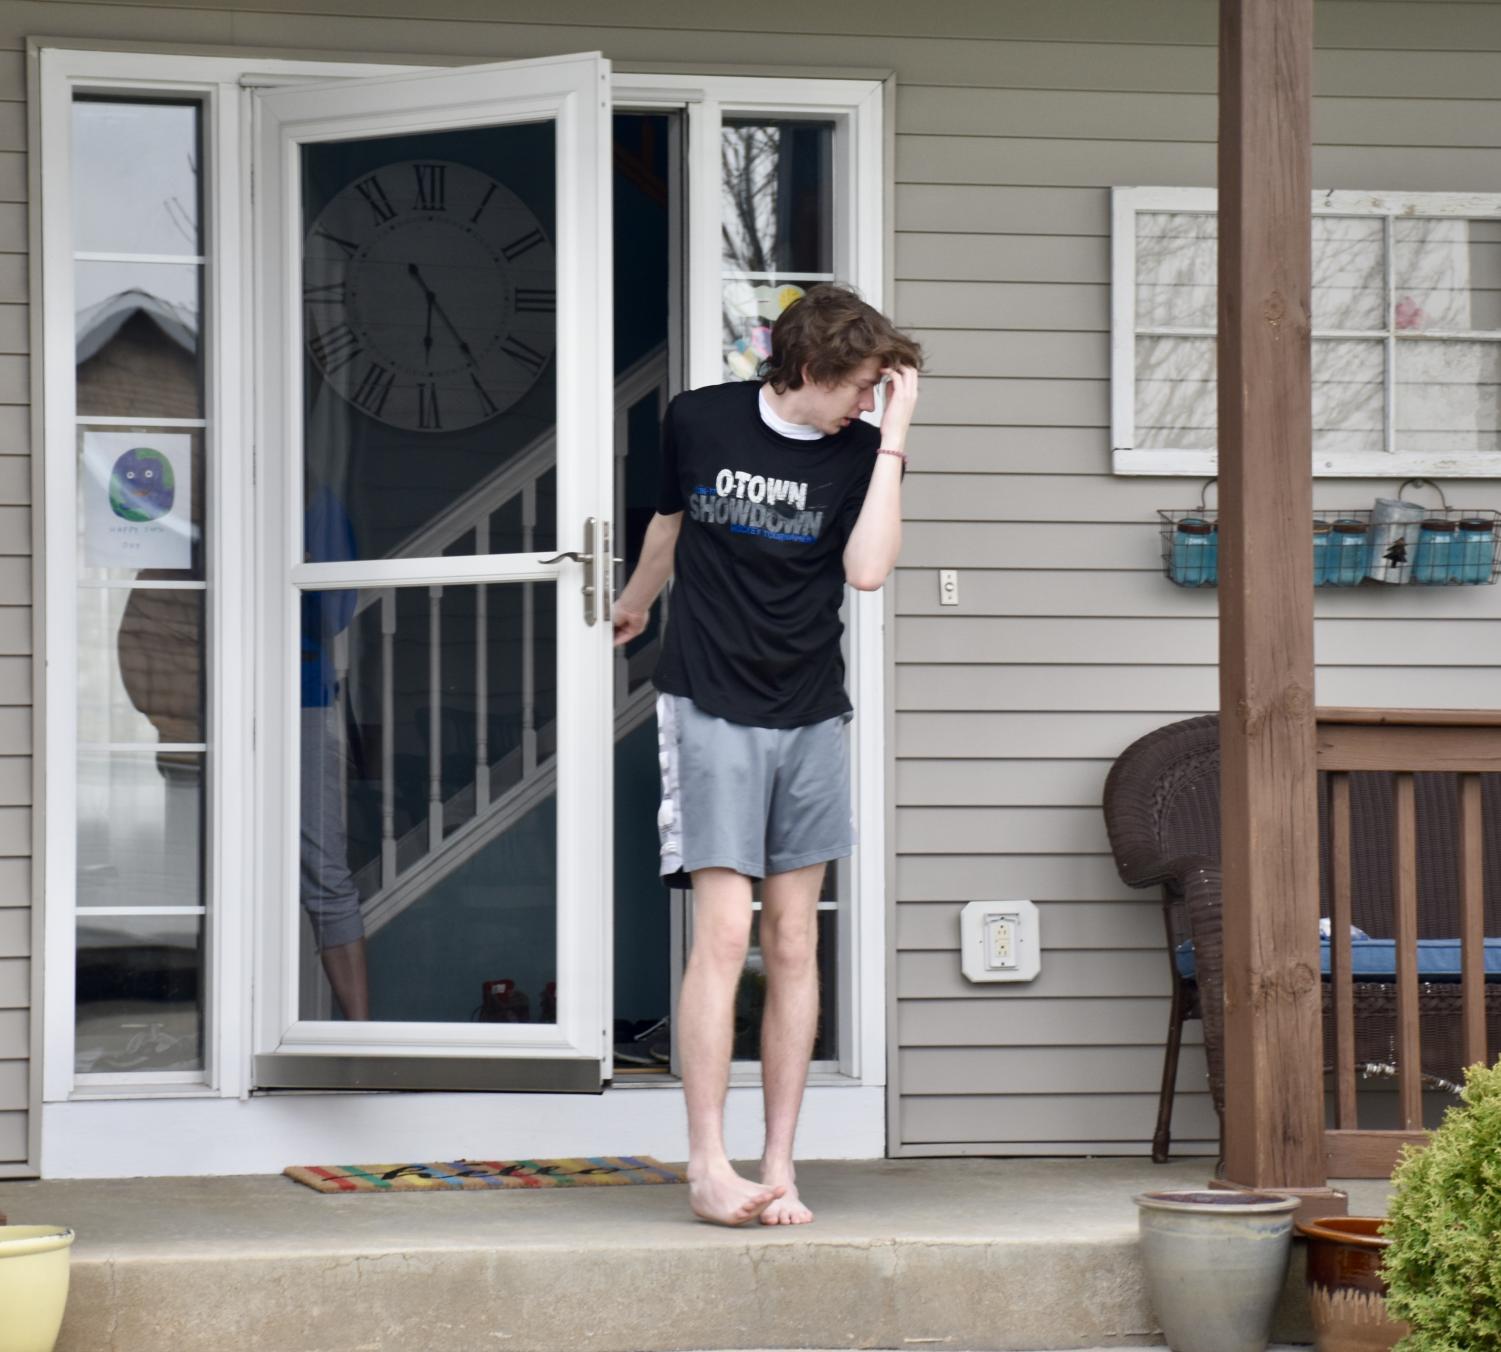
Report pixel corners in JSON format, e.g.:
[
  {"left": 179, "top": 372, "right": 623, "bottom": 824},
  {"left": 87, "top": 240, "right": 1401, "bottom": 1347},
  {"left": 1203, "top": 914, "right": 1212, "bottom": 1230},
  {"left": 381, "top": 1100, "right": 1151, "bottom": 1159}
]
[{"left": 1135, "top": 1190, "right": 1302, "bottom": 1352}]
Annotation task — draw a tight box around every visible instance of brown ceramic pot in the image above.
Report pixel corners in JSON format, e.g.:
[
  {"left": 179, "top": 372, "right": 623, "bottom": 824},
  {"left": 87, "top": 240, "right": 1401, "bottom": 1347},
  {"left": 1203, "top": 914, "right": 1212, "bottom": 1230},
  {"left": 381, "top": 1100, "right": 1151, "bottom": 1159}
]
[{"left": 1298, "top": 1217, "right": 1410, "bottom": 1352}]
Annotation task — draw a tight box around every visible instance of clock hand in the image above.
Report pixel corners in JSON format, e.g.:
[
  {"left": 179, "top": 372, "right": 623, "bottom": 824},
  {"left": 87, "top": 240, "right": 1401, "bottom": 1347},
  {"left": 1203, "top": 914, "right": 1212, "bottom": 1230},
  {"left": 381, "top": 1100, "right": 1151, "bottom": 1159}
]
[
  {"left": 406, "top": 264, "right": 436, "bottom": 364},
  {"left": 407, "top": 262, "right": 477, "bottom": 365}
]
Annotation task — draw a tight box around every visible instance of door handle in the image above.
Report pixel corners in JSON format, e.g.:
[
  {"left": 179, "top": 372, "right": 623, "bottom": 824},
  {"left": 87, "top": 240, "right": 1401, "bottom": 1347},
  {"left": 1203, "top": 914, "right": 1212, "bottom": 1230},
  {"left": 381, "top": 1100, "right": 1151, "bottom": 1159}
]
[{"left": 539, "top": 518, "right": 607, "bottom": 626}]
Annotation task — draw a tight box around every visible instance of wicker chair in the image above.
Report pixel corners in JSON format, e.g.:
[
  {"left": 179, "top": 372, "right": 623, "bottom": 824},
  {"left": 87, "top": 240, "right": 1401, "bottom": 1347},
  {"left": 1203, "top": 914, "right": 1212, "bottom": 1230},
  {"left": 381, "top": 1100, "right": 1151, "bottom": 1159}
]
[{"left": 1103, "top": 714, "right": 1501, "bottom": 1162}]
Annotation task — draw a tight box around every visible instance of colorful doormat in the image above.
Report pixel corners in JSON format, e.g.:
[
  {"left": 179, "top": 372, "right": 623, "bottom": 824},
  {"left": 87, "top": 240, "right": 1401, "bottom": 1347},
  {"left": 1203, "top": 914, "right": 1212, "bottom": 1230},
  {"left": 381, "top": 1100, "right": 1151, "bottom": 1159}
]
[{"left": 285, "top": 1157, "right": 686, "bottom": 1193}]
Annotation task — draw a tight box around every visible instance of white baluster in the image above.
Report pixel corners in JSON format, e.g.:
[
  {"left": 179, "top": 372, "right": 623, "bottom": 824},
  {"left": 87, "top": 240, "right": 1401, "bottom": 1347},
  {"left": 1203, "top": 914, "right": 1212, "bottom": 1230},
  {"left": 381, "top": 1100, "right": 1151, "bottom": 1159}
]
[
  {"left": 428, "top": 584, "right": 443, "bottom": 853},
  {"left": 475, "top": 518, "right": 490, "bottom": 809},
  {"left": 380, "top": 589, "right": 396, "bottom": 888}
]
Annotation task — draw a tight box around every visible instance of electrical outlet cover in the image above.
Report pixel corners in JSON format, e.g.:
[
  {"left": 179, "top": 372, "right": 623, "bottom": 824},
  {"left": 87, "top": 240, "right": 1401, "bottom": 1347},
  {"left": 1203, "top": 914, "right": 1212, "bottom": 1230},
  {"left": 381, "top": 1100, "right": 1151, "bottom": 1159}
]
[{"left": 960, "top": 899, "right": 1041, "bottom": 983}]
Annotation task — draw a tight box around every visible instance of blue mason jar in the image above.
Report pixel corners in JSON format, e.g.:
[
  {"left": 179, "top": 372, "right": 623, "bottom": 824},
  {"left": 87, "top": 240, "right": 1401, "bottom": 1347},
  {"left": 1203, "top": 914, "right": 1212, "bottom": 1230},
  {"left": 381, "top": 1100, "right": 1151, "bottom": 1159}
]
[
  {"left": 1327, "top": 520, "right": 1369, "bottom": 586},
  {"left": 1312, "top": 521, "right": 1332, "bottom": 586},
  {"left": 1171, "top": 518, "right": 1217, "bottom": 586},
  {"left": 1455, "top": 518, "right": 1496, "bottom": 585},
  {"left": 1413, "top": 519, "right": 1458, "bottom": 584}
]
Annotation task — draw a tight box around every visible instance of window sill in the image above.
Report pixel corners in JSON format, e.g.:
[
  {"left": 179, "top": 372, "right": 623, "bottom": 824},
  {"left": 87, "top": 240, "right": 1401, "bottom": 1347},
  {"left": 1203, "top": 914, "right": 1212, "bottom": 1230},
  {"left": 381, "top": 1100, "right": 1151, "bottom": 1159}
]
[
  {"left": 64, "top": 1083, "right": 220, "bottom": 1102},
  {"left": 1116, "top": 449, "right": 1501, "bottom": 479}
]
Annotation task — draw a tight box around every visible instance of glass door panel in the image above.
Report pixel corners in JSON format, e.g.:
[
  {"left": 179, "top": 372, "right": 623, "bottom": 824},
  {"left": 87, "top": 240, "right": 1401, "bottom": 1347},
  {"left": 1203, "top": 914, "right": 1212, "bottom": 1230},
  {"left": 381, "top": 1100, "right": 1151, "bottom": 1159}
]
[
  {"left": 301, "top": 123, "right": 559, "bottom": 562},
  {"left": 298, "top": 579, "right": 558, "bottom": 1024}
]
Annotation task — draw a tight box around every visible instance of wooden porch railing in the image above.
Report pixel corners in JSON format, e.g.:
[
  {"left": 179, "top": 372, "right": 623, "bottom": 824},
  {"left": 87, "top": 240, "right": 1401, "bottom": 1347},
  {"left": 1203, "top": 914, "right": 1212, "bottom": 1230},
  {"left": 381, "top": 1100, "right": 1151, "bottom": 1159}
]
[{"left": 1316, "top": 708, "right": 1501, "bottom": 1177}]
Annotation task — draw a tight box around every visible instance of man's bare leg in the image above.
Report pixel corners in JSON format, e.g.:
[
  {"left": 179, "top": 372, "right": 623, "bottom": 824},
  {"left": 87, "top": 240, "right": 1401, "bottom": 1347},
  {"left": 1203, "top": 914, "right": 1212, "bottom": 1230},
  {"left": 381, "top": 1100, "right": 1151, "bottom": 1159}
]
[
  {"left": 679, "top": 867, "right": 785, "bottom": 1225},
  {"left": 757, "top": 860, "right": 825, "bottom": 1224},
  {"left": 320, "top": 937, "right": 370, "bottom": 1021}
]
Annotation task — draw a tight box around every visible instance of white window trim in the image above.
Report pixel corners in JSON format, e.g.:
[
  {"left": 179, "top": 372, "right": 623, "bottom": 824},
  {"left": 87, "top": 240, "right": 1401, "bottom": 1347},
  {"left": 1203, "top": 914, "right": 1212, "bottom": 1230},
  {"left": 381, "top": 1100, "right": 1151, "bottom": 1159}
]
[
  {"left": 38, "top": 49, "right": 887, "bottom": 1113},
  {"left": 1112, "top": 185, "right": 1501, "bottom": 478}
]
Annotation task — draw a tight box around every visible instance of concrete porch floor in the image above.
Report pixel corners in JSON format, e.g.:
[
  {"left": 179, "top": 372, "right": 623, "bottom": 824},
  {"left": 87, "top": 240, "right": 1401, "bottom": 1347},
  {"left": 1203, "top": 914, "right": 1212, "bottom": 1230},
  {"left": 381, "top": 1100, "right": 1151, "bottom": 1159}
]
[{"left": 0, "top": 1158, "right": 1391, "bottom": 1352}]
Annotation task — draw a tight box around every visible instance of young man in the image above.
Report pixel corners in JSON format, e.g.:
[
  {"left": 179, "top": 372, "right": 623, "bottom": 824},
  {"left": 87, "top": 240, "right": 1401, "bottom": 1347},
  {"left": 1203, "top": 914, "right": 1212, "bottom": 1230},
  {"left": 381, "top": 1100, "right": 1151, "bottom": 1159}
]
[{"left": 613, "top": 284, "right": 921, "bottom": 1227}]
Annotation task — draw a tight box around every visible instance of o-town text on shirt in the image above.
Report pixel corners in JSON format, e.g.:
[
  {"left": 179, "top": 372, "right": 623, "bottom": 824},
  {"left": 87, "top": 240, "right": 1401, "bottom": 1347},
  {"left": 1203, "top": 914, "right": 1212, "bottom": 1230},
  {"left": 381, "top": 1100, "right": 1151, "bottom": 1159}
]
[{"left": 714, "top": 467, "right": 808, "bottom": 511}]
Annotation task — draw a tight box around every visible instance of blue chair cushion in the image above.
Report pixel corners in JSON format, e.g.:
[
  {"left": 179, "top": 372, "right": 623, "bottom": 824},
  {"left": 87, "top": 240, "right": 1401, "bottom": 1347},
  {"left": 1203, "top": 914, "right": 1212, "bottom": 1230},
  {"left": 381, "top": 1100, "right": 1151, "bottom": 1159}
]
[{"left": 1174, "top": 936, "right": 1501, "bottom": 983}]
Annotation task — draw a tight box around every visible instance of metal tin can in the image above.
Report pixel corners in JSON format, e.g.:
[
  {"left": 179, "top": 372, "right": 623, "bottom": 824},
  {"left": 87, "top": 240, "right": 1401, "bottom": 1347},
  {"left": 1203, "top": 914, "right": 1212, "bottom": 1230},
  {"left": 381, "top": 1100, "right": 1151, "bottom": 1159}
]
[{"left": 1366, "top": 497, "right": 1424, "bottom": 584}]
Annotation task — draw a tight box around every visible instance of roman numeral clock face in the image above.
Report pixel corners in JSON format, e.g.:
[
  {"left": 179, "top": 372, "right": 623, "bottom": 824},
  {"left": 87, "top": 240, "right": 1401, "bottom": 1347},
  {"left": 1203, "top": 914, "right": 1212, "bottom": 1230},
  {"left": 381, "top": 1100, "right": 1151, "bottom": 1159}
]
[{"left": 303, "top": 160, "right": 557, "bottom": 432}]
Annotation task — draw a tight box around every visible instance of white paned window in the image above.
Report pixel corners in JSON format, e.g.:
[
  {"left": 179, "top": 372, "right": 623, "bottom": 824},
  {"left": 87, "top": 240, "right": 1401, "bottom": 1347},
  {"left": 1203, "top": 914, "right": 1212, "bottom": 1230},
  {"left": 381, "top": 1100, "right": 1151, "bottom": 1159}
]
[
  {"left": 1112, "top": 188, "right": 1501, "bottom": 477},
  {"left": 71, "top": 97, "right": 211, "bottom": 1086}
]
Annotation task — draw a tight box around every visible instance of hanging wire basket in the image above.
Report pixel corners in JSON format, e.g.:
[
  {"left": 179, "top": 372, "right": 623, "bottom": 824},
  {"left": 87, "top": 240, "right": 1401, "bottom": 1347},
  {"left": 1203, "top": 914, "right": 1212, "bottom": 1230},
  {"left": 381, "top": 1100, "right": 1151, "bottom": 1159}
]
[{"left": 1159, "top": 479, "right": 1500, "bottom": 588}]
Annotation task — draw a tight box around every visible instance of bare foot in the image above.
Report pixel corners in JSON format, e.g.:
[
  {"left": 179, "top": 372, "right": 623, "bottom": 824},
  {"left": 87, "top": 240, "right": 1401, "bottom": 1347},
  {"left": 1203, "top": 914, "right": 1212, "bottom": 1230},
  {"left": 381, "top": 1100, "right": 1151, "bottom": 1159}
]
[
  {"left": 687, "top": 1166, "right": 786, "bottom": 1227},
  {"left": 758, "top": 1164, "right": 814, "bottom": 1225}
]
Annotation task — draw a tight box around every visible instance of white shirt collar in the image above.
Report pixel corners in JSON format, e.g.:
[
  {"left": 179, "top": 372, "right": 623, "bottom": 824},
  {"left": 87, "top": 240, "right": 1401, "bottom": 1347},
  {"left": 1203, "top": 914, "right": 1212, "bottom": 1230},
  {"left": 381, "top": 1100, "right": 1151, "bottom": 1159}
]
[{"left": 758, "top": 385, "right": 824, "bottom": 441}]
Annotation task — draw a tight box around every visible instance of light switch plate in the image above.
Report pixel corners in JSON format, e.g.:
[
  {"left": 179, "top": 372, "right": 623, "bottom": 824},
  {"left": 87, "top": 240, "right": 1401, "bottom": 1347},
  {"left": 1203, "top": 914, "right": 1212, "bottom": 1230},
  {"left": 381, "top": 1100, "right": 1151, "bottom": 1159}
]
[{"left": 960, "top": 899, "right": 1040, "bottom": 983}]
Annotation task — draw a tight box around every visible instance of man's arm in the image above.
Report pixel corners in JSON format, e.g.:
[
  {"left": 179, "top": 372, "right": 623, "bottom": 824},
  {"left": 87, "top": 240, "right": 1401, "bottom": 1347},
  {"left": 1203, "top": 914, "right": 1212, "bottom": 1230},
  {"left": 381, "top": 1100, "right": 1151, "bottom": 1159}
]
[
  {"left": 844, "top": 364, "right": 919, "bottom": 592},
  {"left": 613, "top": 510, "right": 683, "bottom": 646}
]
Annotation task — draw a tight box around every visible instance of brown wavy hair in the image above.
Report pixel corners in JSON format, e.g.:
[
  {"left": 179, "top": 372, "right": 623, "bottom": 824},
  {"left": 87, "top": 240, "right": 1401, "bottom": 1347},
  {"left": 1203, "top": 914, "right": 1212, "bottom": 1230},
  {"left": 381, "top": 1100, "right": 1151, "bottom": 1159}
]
[{"left": 761, "top": 283, "right": 924, "bottom": 392}]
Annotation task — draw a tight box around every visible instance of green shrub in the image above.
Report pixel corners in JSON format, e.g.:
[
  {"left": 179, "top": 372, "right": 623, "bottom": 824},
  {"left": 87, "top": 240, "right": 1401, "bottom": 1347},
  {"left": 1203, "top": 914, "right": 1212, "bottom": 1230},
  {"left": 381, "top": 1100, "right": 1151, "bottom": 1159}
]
[{"left": 1382, "top": 1057, "right": 1501, "bottom": 1351}]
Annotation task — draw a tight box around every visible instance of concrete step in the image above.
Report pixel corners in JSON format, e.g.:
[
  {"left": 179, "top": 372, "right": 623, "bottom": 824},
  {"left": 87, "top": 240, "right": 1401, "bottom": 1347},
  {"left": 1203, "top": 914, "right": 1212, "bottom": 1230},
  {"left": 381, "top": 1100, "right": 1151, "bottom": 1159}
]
[{"left": 0, "top": 1159, "right": 1381, "bottom": 1352}]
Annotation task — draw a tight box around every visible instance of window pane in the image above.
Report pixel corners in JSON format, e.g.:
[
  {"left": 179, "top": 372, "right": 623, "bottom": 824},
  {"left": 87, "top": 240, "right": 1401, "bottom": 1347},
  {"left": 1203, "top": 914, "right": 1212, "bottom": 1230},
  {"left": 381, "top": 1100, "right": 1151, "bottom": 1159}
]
[
  {"left": 75, "top": 913, "right": 204, "bottom": 1074},
  {"left": 723, "top": 278, "right": 808, "bottom": 381},
  {"left": 1135, "top": 335, "right": 1215, "bottom": 449},
  {"left": 1313, "top": 217, "right": 1385, "bottom": 331},
  {"left": 1394, "top": 219, "right": 1501, "bottom": 333},
  {"left": 1397, "top": 340, "right": 1501, "bottom": 455},
  {"left": 78, "top": 586, "right": 204, "bottom": 745},
  {"left": 1135, "top": 212, "right": 1216, "bottom": 329},
  {"left": 75, "top": 260, "right": 203, "bottom": 419},
  {"left": 721, "top": 119, "right": 834, "bottom": 382},
  {"left": 301, "top": 125, "right": 558, "bottom": 561},
  {"left": 72, "top": 99, "right": 201, "bottom": 256},
  {"left": 77, "top": 750, "right": 203, "bottom": 909},
  {"left": 732, "top": 909, "right": 837, "bottom": 1062},
  {"left": 721, "top": 120, "right": 833, "bottom": 275},
  {"left": 298, "top": 581, "right": 559, "bottom": 1025},
  {"left": 1313, "top": 339, "right": 1385, "bottom": 456}
]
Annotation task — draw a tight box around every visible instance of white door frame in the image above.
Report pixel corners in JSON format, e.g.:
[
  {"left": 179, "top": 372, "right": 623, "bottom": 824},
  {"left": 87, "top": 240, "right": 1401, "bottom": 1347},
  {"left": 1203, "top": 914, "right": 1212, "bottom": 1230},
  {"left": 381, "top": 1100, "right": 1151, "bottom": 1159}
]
[{"left": 35, "top": 46, "right": 887, "bottom": 1175}]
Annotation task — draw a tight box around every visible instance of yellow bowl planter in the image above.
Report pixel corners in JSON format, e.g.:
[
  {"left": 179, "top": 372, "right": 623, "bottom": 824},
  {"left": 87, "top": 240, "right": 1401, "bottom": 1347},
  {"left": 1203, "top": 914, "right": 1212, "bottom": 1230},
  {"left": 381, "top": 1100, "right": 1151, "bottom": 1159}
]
[{"left": 0, "top": 1226, "right": 75, "bottom": 1352}]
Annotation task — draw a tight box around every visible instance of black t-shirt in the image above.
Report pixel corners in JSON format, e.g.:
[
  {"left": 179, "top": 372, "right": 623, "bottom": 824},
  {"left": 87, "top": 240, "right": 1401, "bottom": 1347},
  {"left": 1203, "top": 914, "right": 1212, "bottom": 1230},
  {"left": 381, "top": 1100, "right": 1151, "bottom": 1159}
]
[{"left": 651, "top": 380, "right": 880, "bottom": 728}]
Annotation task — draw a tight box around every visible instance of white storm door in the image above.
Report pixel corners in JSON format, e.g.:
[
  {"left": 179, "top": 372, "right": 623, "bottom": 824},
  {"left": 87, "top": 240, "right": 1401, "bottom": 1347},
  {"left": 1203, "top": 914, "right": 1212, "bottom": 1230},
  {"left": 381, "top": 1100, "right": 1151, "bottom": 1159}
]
[{"left": 252, "top": 53, "right": 613, "bottom": 1091}]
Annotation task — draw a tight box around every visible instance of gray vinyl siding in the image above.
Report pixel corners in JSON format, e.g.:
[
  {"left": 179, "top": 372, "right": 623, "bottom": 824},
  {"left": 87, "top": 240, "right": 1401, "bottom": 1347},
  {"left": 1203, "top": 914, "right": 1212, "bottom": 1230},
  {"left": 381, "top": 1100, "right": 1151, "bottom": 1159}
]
[{"left": 2, "top": 0, "right": 1498, "bottom": 1168}]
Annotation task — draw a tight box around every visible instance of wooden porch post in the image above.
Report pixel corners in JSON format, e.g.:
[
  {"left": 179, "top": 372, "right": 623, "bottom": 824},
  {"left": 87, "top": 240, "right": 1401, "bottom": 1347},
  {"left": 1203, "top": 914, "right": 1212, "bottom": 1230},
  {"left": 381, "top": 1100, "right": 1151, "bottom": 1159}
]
[{"left": 1216, "top": 0, "right": 1342, "bottom": 1207}]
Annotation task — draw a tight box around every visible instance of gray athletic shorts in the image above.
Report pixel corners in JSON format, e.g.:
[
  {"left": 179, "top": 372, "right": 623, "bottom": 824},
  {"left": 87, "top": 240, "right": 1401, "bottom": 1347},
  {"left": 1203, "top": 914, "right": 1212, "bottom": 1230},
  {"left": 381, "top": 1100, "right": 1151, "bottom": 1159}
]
[{"left": 656, "top": 693, "right": 853, "bottom": 886}]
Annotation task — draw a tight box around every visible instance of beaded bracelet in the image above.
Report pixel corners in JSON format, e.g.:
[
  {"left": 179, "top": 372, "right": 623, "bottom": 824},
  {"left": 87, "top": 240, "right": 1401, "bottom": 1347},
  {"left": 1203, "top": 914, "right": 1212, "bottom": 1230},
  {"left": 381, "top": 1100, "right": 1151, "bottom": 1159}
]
[{"left": 877, "top": 447, "right": 908, "bottom": 465}]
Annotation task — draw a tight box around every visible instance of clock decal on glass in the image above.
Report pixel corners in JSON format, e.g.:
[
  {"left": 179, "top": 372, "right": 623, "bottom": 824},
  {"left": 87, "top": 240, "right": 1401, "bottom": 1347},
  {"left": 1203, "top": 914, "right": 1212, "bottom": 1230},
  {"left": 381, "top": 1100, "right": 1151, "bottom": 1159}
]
[{"left": 302, "top": 159, "right": 557, "bottom": 432}]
